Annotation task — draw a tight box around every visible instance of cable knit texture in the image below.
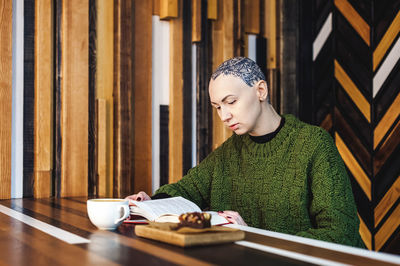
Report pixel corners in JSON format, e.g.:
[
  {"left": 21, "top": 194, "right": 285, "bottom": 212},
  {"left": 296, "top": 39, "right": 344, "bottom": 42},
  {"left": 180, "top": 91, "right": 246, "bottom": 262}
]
[{"left": 155, "top": 114, "right": 364, "bottom": 247}]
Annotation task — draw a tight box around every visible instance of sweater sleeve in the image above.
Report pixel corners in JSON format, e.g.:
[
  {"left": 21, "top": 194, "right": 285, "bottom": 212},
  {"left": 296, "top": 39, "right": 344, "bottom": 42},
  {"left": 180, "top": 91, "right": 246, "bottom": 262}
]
[
  {"left": 153, "top": 145, "right": 222, "bottom": 210},
  {"left": 295, "top": 128, "right": 364, "bottom": 248}
]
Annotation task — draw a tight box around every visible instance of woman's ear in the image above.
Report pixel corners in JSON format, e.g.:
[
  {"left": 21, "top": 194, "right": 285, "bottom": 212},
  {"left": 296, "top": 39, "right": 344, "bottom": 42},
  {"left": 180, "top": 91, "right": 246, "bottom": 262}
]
[{"left": 255, "top": 80, "right": 269, "bottom": 102}]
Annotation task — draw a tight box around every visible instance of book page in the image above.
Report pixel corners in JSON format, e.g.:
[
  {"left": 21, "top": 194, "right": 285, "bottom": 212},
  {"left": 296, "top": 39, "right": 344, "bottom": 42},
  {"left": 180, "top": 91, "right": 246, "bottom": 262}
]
[
  {"left": 132, "top": 197, "right": 201, "bottom": 219},
  {"left": 207, "top": 211, "right": 230, "bottom": 226}
]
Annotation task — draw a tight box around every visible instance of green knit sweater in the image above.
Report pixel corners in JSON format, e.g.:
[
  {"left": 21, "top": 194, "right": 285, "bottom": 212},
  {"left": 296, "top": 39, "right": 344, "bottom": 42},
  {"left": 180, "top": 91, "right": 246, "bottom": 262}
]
[{"left": 155, "top": 114, "right": 364, "bottom": 247}]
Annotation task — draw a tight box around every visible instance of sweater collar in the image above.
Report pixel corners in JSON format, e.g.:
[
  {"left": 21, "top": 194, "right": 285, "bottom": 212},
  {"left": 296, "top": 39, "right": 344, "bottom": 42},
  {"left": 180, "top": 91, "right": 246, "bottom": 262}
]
[{"left": 240, "top": 114, "right": 297, "bottom": 157}]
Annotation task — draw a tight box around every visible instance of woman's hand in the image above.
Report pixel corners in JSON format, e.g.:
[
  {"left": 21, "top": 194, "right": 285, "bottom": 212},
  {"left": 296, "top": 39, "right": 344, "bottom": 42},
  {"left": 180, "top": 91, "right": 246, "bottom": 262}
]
[
  {"left": 218, "top": 210, "right": 248, "bottom": 226},
  {"left": 125, "top": 191, "right": 151, "bottom": 204}
]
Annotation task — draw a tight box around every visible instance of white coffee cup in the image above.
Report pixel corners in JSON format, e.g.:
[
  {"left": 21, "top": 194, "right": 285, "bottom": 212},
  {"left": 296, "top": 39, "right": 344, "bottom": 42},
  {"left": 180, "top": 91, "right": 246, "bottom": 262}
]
[{"left": 87, "top": 199, "right": 130, "bottom": 230}]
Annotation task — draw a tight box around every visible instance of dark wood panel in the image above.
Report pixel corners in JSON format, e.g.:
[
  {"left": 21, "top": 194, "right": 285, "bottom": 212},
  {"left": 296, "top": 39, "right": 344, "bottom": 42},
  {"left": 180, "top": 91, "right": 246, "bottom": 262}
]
[
  {"left": 374, "top": 118, "right": 400, "bottom": 174},
  {"left": 160, "top": 105, "right": 169, "bottom": 187},
  {"left": 335, "top": 108, "right": 371, "bottom": 176},
  {"left": 54, "top": 0, "right": 63, "bottom": 197},
  {"left": 196, "top": 0, "right": 213, "bottom": 163},
  {"left": 336, "top": 85, "right": 371, "bottom": 146},
  {"left": 113, "top": 0, "right": 134, "bottom": 198},
  {"left": 23, "top": 0, "right": 35, "bottom": 198},
  {"left": 373, "top": 1, "right": 400, "bottom": 44},
  {"left": 374, "top": 61, "right": 400, "bottom": 122},
  {"left": 88, "top": 0, "right": 97, "bottom": 197}
]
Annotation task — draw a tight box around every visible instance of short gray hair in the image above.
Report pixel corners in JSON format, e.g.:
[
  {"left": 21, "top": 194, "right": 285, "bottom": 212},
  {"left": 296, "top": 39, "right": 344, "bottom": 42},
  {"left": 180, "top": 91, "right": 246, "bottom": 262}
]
[
  {"left": 211, "top": 57, "right": 266, "bottom": 87},
  {"left": 211, "top": 57, "right": 270, "bottom": 103}
]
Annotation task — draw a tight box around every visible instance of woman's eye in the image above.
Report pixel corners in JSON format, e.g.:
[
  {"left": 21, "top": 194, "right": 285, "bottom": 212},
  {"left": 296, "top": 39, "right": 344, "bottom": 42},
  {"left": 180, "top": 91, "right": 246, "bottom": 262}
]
[{"left": 228, "top": 100, "right": 236, "bottom": 105}]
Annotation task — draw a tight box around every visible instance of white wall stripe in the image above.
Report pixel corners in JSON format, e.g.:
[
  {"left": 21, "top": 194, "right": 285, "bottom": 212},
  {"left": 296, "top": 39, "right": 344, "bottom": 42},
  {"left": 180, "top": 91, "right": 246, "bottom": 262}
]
[
  {"left": 236, "top": 241, "right": 350, "bottom": 266},
  {"left": 0, "top": 204, "right": 90, "bottom": 244},
  {"left": 151, "top": 16, "right": 170, "bottom": 193},
  {"left": 191, "top": 44, "right": 197, "bottom": 167},
  {"left": 226, "top": 224, "right": 400, "bottom": 264},
  {"left": 313, "top": 12, "right": 332, "bottom": 61},
  {"left": 11, "top": 0, "right": 24, "bottom": 199},
  {"left": 373, "top": 35, "right": 400, "bottom": 98},
  {"left": 248, "top": 34, "right": 257, "bottom": 62}
]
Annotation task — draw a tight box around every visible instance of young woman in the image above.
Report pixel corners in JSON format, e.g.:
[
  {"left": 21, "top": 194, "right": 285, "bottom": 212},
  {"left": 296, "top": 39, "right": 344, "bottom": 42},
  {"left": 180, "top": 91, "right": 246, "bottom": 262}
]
[{"left": 126, "top": 57, "right": 364, "bottom": 248}]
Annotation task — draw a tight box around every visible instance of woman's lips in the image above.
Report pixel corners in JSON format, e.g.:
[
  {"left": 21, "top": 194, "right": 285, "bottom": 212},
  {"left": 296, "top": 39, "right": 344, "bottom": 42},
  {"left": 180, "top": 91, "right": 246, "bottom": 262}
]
[{"left": 229, "top": 123, "right": 239, "bottom": 130}]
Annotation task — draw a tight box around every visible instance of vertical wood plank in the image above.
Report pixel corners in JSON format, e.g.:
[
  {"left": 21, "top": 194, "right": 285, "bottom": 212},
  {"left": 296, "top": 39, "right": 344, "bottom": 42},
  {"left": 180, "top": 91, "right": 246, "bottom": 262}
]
[
  {"left": 211, "top": 0, "right": 233, "bottom": 150},
  {"left": 88, "top": 0, "right": 97, "bottom": 197},
  {"left": 208, "top": 0, "right": 218, "bottom": 20},
  {"left": 244, "top": 0, "right": 260, "bottom": 34},
  {"left": 134, "top": 0, "right": 153, "bottom": 194},
  {"left": 60, "top": 0, "right": 89, "bottom": 197},
  {"left": 192, "top": 0, "right": 201, "bottom": 42},
  {"left": 265, "top": 0, "right": 277, "bottom": 69},
  {"left": 114, "top": 0, "right": 134, "bottom": 198},
  {"left": 97, "top": 99, "right": 107, "bottom": 197},
  {"left": 23, "top": 0, "right": 35, "bottom": 198},
  {"left": 160, "top": 0, "right": 178, "bottom": 20},
  {"left": 34, "top": 0, "right": 53, "bottom": 198},
  {"left": 196, "top": 0, "right": 213, "bottom": 163},
  {"left": 182, "top": 0, "right": 193, "bottom": 176},
  {"left": 96, "top": 0, "right": 114, "bottom": 197},
  {"left": 153, "top": 0, "right": 160, "bottom": 16},
  {"left": 0, "top": 0, "right": 13, "bottom": 199},
  {"left": 169, "top": 0, "right": 184, "bottom": 183}
]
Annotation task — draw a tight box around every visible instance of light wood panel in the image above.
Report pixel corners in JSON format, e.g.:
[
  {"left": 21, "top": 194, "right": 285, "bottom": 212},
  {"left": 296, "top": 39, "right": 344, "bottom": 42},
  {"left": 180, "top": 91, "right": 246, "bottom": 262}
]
[
  {"left": 97, "top": 99, "right": 107, "bottom": 197},
  {"left": 375, "top": 203, "right": 400, "bottom": 250},
  {"left": 358, "top": 214, "right": 372, "bottom": 250},
  {"left": 244, "top": 0, "right": 260, "bottom": 34},
  {"left": 96, "top": 0, "right": 114, "bottom": 197},
  {"left": 211, "top": 0, "right": 234, "bottom": 150},
  {"left": 374, "top": 92, "right": 400, "bottom": 149},
  {"left": 334, "top": 0, "right": 370, "bottom": 46},
  {"left": 0, "top": 0, "right": 13, "bottom": 199},
  {"left": 153, "top": 0, "right": 160, "bottom": 15},
  {"left": 34, "top": 0, "right": 53, "bottom": 198},
  {"left": 169, "top": 0, "right": 183, "bottom": 184},
  {"left": 265, "top": 0, "right": 277, "bottom": 69},
  {"left": 334, "top": 60, "right": 370, "bottom": 122},
  {"left": 134, "top": 0, "right": 153, "bottom": 194},
  {"left": 160, "top": 0, "right": 178, "bottom": 20},
  {"left": 335, "top": 133, "right": 371, "bottom": 201},
  {"left": 60, "top": 0, "right": 89, "bottom": 197},
  {"left": 192, "top": 0, "right": 201, "bottom": 42},
  {"left": 375, "top": 177, "right": 400, "bottom": 227},
  {"left": 208, "top": 0, "right": 218, "bottom": 20}
]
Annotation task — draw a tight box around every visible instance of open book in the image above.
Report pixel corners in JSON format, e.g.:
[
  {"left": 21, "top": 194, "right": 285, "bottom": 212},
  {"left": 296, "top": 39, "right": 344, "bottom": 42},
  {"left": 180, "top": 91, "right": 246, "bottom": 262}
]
[{"left": 126, "top": 196, "right": 230, "bottom": 226}]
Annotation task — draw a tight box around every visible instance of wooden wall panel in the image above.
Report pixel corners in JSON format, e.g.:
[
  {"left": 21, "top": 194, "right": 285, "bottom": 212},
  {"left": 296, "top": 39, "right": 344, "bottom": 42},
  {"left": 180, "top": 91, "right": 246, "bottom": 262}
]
[
  {"left": 0, "top": 0, "right": 13, "bottom": 199},
  {"left": 113, "top": 0, "right": 134, "bottom": 198},
  {"left": 60, "top": 0, "right": 89, "bottom": 197},
  {"left": 133, "top": 0, "right": 153, "bottom": 194},
  {"left": 192, "top": 0, "right": 201, "bottom": 42},
  {"left": 23, "top": 0, "right": 35, "bottom": 198},
  {"left": 169, "top": 1, "right": 183, "bottom": 183},
  {"left": 96, "top": 0, "right": 114, "bottom": 197},
  {"left": 244, "top": 0, "right": 260, "bottom": 34},
  {"left": 211, "top": 0, "right": 234, "bottom": 150},
  {"left": 160, "top": 0, "right": 178, "bottom": 20},
  {"left": 302, "top": 0, "right": 400, "bottom": 251},
  {"left": 34, "top": 0, "right": 53, "bottom": 198}
]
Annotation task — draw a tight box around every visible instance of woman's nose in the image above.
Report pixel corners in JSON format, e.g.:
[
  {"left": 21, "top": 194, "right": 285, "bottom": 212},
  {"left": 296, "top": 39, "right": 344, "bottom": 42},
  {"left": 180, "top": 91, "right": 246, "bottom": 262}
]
[{"left": 221, "top": 107, "right": 232, "bottom": 122}]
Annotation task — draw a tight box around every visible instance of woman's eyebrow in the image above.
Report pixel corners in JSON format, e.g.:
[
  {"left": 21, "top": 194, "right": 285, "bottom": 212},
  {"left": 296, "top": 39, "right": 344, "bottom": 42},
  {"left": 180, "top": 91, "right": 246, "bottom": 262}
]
[{"left": 211, "top": 94, "right": 235, "bottom": 105}]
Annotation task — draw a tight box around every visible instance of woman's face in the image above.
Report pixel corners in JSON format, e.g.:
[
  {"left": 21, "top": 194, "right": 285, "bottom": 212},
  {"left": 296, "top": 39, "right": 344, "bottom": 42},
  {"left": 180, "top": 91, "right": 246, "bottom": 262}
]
[{"left": 209, "top": 75, "right": 263, "bottom": 135}]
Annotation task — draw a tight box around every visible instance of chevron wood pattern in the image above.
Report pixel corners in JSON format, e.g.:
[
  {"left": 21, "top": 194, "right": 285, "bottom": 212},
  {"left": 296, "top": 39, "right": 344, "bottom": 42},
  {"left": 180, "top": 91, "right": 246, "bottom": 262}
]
[{"left": 306, "top": 0, "right": 400, "bottom": 252}]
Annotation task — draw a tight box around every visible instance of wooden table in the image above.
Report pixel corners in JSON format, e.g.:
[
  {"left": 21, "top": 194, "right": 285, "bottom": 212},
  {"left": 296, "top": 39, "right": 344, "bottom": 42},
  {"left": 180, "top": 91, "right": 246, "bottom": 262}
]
[{"left": 0, "top": 198, "right": 399, "bottom": 266}]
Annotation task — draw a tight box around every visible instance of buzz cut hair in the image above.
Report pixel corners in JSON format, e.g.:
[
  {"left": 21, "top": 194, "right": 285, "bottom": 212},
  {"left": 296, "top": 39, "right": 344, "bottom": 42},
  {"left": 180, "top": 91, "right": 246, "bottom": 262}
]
[{"left": 211, "top": 57, "right": 266, "bottom": 87}]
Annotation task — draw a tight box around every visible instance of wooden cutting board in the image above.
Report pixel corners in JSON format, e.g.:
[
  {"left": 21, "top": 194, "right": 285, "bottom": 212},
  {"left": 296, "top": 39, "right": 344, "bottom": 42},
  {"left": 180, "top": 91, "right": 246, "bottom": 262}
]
[{"left": 135, "top": 225, "right": 245, "bottom": 247}]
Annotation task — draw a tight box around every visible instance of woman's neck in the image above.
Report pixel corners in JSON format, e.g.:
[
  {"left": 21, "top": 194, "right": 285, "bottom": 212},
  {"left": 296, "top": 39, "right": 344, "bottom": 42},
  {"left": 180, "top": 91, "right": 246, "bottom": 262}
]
[{"left": 249, "top": 104, "right": 281, "bottom": 136}]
